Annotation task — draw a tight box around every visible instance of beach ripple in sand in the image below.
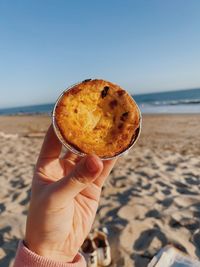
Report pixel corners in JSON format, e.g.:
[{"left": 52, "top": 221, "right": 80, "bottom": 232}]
[{"left": 0, "top": 115, "right": 200, "bottom": 267}]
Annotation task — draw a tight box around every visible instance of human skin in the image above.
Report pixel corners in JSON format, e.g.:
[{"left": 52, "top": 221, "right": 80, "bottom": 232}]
[{"left": 25, "top": 125, "right": 116, "bottom": 262}]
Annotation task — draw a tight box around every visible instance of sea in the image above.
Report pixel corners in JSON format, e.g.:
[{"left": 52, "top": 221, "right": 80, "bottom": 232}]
[{"left": 0, "top": 88, "right": 200, "bottom": 115}]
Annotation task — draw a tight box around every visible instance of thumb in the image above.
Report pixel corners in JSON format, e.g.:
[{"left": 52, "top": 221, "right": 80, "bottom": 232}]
[{"left": 52, "top": 154, "right": 103, "bottom": 202}]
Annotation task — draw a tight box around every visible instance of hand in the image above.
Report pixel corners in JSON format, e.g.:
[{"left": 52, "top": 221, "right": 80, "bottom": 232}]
[{"left": 25, "top": 125, "right": 116, "bottom": 262}]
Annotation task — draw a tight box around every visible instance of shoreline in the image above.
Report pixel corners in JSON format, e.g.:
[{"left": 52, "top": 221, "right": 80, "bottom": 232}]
[{"left": 1, "top": 112, "right": 200, "bottom": 116}]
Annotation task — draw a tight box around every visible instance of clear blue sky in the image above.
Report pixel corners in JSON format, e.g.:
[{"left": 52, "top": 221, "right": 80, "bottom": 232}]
[{"left": 0, "top": 0, "right": 200, "bottom": 108}]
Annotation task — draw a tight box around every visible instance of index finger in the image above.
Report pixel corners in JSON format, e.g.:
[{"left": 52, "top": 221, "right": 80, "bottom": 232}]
[
  {"left": 38, "top": 125, "right": 62, "bottom": 161},
  {"left": 94, "top": 158, "right": 117, "bottom": 187}
]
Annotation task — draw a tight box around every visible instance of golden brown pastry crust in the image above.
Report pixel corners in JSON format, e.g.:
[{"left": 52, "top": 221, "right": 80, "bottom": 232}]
[{"left": 55, "top": 79, "right": 140, "bottom": 158}]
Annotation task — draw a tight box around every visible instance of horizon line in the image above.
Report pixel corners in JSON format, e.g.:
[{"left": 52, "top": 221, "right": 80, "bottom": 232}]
[{"left": 1, "top": 86, "right": 200, "bottom": 110}]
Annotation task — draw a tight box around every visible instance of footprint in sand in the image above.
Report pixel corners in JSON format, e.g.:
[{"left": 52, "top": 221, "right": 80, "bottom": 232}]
[
  {"left": 141, "top": 183, "right": 152, "bottom": 190},
  {"left": 110, "top": 176, "right": 127, "bottom": 188},
  {"left": 169, "top": 217, "right": 199, "bottom": 232},
  {"left": 0, "top": 203, "right": 5, "bottom": 214},
  {"left": 19, "top": 189, "right": 31, "bottom": 206},
  {"left": 156, "top": 181, "right": 173, "bottom": 190},
  {"left": 11, "top": 192, "right": 21, "bottom": 202},
  {"left": 145, "top": 209, "right": 161, "bottom": 219},
  {"left": 164, "top": 161, "right": 177, "bottom": 171},
  {"left": 185, "top": 177, "right": 200, "bottom": 186},
  {"left": 10, "top": 178, "right": 27, "bottom": 190},
  {"left": 118, "top": 204, "right": 149, "bottom": 221},
  {"left": 174, "top": 196, "right": 199, "bottom": 207},
  {"left": 157, "top": 197, "right": 174, "bottom": 208},
  {"left": 134, "top": 228, "right": 167, "bottom": 251},
  {"left": 177, "top": 187, "right": 198, "bottom": 195},
  {"left": 191, "top": 230, "right": 200, "bottom": 258},
  {"left": 161, "top": 189, "right": 171, "bottom": 195},
  {"left": 131, "top": 252, "right": 151, "bottom": 267}
]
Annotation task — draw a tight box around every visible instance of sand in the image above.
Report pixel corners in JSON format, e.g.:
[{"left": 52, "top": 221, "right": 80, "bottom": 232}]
[{"left": 0, "top": 114, "right": 200, "bottom": 267}]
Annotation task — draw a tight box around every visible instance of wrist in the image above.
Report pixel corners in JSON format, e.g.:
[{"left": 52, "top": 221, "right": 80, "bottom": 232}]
[
  {"left": 24, "top": 240, "right": 75, "bottom": 263},
  {"left": 15, "top": 241, "right": 86, "bottom": 267}
]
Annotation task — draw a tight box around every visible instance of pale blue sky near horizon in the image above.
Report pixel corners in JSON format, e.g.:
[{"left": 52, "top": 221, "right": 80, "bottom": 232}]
[{"left": 0, "top": 0, "right": 200, "bottom": 108}]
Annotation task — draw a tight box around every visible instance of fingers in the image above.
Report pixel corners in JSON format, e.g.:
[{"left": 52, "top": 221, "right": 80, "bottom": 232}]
[
  {"left": 94, "top": 158, "right": 117, "bottom": 187},
  {"left": 38, "top": 125, "right": 62, "bottom": 161},
  {"left": 77, "top": 158, "right": 117, "bottom": 201},
  {"left": 52, "top": 155, "right": 103, "bottom": 201},
  {"left": 62, "top": 151, "right": 82, "bottom": 164}
]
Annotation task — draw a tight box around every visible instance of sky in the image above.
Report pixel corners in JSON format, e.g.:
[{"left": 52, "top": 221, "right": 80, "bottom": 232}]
[{"left": 0, "top": 0, "right": 200, "bottom": 108}]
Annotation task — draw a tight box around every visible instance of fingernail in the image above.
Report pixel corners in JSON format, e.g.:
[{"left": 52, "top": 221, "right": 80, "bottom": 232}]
[{"left": 85, "top": 156, "right": 101, "bottom": 174}]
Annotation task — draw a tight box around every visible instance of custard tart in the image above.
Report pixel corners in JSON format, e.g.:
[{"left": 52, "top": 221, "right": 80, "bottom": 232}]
[{"left": 54, "top": 79, "right": 141, "bottom": 158}]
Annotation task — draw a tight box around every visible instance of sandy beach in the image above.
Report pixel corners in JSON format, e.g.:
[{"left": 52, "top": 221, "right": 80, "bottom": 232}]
[{"left": 0, "top": 114, "right": 200, "bottom": 267}]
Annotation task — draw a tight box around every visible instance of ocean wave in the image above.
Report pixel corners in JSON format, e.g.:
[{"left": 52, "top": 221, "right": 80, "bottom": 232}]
[{"left": 152, "top": 99, "right": 200, "bottom": 106}]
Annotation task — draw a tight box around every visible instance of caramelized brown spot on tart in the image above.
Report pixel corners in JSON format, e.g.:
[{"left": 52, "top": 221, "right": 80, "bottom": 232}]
[
  {"left": 101, "top": 86, "right": 110, "bottom": 98},
  {"left": 109, "top": 99, "right": 118, "bottom": 109},
  {"left": 69, "top": 87, "right": 82, "bottom": 95},
  {"left": 120, "top": 112, "right": 129, "bottom": 121},
  {"left": 122, "top": 134, "right": 128, "bottom": 139},
  {"left": 94, "top": 125, "right": 106, "bottom": 130},
  {"left": 118, "top": 123, "right": 124, "bottom": 129},
  {"left": 117, "top": 90, "right": 126, "bottom": 97},
  {"left": 83, "top": 79, "right": 92, "bottom": 82}
]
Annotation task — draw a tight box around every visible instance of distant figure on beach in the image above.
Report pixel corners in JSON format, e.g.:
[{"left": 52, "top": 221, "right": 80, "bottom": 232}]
[{"left": 13, "top": 125, "right": 116, "bottom": 267}]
